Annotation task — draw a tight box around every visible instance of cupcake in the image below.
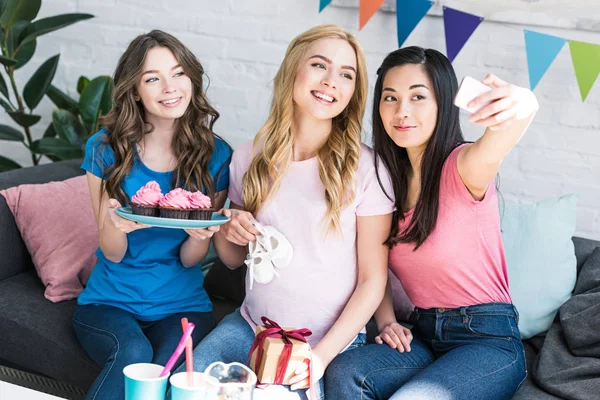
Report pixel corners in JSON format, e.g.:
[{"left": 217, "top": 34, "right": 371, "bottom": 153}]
[
  {"left": 131, "top": 181, "right": 163, "bottom": 216},
  {"left": 188, "top": 191, "right": 214, "bottom": 220},
  {"left": 159, "top": 188, "right": 192, "bottom": 219}
]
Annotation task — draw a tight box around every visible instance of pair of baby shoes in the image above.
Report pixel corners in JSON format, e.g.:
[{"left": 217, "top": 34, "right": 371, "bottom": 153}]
[{"left": 244, "top": 221, "right": 293, "bottom": 290}]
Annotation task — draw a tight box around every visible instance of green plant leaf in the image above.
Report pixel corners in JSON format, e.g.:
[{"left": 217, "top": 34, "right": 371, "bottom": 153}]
[
  {"left": 6, "top": 20, "right": 27, "bottom": 54},
  {"left": 43, "top": 122, "right": 56, "bottom": 138},
  {"left": 99, "top": 77, "right": 113, "bottom": 117},
  {"left": 13, "top": 39, "right": 34, "bottom": 69},
  {"left": 0, "top": 0, "right": 41, "bottom": 31},
  {"left": 30, "top": 137, "right": 83, "bottom": 159},
  {"left": 0, "top": 1, "right": 8, "bottom": 16},
  {"left": 77, "top": 75, "right": 89, "bottom": 94},
  {"left": 0, "top": 123, "right": 23, "bottom": 141},
  {"left": 0, "top": 98, "right": 14, "bottom": 112},
  {"left": 8, "top": 111, "right": 40, "bottom": 127},
  {"left": 83, "top": 121, "right": 93, "bottom": 135},
  {"left": 7, "top": 21, "right": 35, "bottom": 69},
  {"left": 0, "top": 72, "right": 8, "bottom": 97},
  {"left": 0, "top": 154, "right": 21, "bottom": 171},
  {"left": 0, "top": 54, "right": 17, "bottom": 66},
  {"left": 52, "top": 109, "right": 85, "bottom": 145},
  {"left": 23, "top": 54, "right": 59, "bottom": 109},
  {"left": 18, "top": 13, "right": 93, "bottom": 47},
  {"left": 79, "top": 75, "right": 113, "bottom": 128},
  {"left": 46, "top": 84, "right": 79, "bottom": 113}
]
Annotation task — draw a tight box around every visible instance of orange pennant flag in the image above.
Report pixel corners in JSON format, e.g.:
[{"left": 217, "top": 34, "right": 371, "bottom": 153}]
[{"left": 360, "top": 0, "right": 386, "bottom": 30}]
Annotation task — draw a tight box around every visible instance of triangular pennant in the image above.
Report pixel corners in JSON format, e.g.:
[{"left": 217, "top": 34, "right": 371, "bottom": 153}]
[
  {"left": 396, "top": 0, "right": 434, "bottom": 48},
  {"left": 568, "top": 40, "right": 600, "bottom": 102},
  {"left": 443, "top": 6, "right": 483, "bottom": 62},
  {"left": 524, "top": 30, "right": 566, "bottom": 90},
  {"left": 359, "top": 0, "right": 386, "bottom": 30},
  {"left": 319, "top": 0, "right": 332, "bottom": 12}
]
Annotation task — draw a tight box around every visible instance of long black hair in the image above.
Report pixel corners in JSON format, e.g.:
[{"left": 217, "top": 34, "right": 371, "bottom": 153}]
[{"left": 373, "top": 46, "right": 465, "bottom": 250}]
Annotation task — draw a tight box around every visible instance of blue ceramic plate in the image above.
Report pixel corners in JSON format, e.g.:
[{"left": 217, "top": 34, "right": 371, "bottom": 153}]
[{"left": 116, "top": 207, "right": 230, "bottom": 229}]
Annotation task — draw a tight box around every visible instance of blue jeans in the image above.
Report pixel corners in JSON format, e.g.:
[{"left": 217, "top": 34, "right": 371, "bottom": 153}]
[
  {"left": 73, "top": 304, "right": 216, "bottom": 400},
  {"left": 325, "top": 303, "right": 527, "bottom": 400},
  {"left": 174, "top": 309, "right": 367, "bottom": 400}
]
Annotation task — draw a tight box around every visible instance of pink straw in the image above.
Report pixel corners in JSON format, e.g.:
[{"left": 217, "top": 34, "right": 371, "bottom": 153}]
[
  {"left": 159, "top": 323, "right": 195, "bottom": 377},
  {"left": 181, "top": 318, "right": 195, "bottom": 386}
]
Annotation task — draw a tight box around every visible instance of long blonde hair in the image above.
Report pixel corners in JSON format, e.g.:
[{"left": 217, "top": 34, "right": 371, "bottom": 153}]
[{"left": 242, "top": 24, "right": 368, "bottom": 234}]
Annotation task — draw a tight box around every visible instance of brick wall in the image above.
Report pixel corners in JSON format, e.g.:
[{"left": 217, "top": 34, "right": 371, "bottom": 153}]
[{"left": 1, "top": 0, "right": 599, "bottom": 240}]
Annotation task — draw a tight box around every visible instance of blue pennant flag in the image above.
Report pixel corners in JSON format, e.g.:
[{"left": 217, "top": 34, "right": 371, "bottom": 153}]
[
  {"left": 320, "top": 0, "right": 332, "bottom": 12},
  {"left": 524, "top": 30, "right": 566, "bottom": 90},
  {"left": 396, "top": 0, "right": 434, "bottom": 48}
]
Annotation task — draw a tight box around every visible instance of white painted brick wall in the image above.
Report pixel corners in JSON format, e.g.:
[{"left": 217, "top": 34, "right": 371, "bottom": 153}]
[{"left": 1, "top": 0, "right": 599, "bottom": 240}]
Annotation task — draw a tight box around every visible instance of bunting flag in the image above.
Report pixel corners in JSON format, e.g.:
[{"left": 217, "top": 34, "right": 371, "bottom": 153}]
[
  {"left": 315, "top": 0, "right": 599, "bottom": 103},
  {"left": 524, "top": 30, "right": 566, "bottom": 90},
  {"left": 443, "top": 6, "right": 483, "bottom": 63},
  {"left": 568, "top": 40, "right": 600, "bottom": 102},
  {"left": 319, "top": 0, "right": 332, "bottom": 13},
  {"left": 396, "top": 0, "right": 434, "bottom": 48},
  {"left": 359, "top": 0, "right": 386, "bottom": 30}
]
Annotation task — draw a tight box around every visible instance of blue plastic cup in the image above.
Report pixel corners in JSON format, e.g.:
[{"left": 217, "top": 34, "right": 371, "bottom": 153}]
[
  {"left": 123, "top": 363, "right": 169, "bottom": 400},
  {"left": 170, "top": 371, "right": 219, "bottom": 400}
]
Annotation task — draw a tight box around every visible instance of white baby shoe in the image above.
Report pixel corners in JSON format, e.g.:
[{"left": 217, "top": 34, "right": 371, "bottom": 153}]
[
  {"left": 245, "top": 239, "right": 278, "bottom": 290},
  {"left": 245, "top": 221, "right": 293, "bottom": 290},
  {"left": 252, "top": 221, "right": 293, "bottom": 269}
]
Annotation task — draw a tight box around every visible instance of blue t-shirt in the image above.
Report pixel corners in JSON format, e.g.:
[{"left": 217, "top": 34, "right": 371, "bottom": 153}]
[{"left": 78, "top": 129, "right": 232, "bottom": 320}]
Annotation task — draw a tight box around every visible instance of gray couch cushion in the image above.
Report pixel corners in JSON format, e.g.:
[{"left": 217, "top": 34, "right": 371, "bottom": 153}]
[
  {"left": 0, "top": 159, "right": 83, "bottom": 190},
  {"left": 0, "top": 269, "right": 239, "bottom": 392},
  {"left": 513, "top": 339, "right": 563, "bottom": 400},
  {"left": 0, "top": 270, "right": 99, "bottom": 391},
  {"left": 573, "top": 236, "right": 600, "bottom": 273},
  {"left": 0, "top": 195, "right": 31, "bottom": 281}
]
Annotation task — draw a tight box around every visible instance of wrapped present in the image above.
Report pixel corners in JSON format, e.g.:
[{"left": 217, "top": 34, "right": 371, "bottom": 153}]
[{"left": 247, "top": 316, "right": 312, "bottom": 385}]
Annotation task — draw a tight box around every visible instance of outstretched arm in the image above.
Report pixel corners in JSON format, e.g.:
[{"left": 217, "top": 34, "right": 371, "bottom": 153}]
[{"left": 458, "top": 74, "right": 539, "bottom": 200}]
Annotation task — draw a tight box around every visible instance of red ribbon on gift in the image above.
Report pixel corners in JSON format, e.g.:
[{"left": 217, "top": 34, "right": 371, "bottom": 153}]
[{"left": 247, "top": 316, "right": 316, "bottom": 399}]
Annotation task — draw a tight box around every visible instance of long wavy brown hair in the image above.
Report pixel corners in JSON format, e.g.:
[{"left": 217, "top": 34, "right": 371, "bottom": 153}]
[
  {"left": 242, "top": 24, "right": 368, "bottom": 234},
  {"left": 96, "top": 30, "right": 224, "bottom": 206}
]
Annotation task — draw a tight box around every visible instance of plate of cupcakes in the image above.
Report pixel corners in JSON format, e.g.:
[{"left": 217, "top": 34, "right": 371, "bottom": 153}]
[{"left": 116, "top": 181, "right": 230, "bottom": 229}]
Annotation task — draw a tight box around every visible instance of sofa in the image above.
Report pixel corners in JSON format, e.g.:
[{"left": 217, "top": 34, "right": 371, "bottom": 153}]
[{"left": 0, "top": 159, "right": 598, "bottom": 399}]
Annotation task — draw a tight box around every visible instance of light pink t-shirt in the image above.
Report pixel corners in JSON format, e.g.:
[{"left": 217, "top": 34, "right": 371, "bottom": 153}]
[
  {"left": 389, "top": 145, "right": 512, "bottom": 309},
  {"left": 229, "top": 140, "right": 395, "bottom": 346}
]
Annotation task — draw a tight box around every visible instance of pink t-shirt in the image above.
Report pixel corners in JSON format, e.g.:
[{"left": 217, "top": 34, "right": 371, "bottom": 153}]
[
  {"left": 229, "top": 140, "right": 395, "bottom": 346},
  {"left": 389, "top": 145, "right": 512, "bottom": 309}
]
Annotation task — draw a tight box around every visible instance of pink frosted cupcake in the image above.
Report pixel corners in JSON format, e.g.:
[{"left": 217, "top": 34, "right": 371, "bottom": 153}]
[
  {"left": 188, "top": 191, "right": 214, "bottom": 220},
  {"left": 159, "top": 188, "right": 192, "bottom": 219},
  {"left": 131, "top": 181, "right": 163, "bottom": 217}
]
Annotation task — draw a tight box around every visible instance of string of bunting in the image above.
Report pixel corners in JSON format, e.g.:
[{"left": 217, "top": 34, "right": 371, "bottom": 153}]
[{"left": 319, "top": 0, "right": 600, "bottom": 102}]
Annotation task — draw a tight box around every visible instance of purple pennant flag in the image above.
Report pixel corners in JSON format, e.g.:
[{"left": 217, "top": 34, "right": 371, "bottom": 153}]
[{"left": 443, "top": 6, "right": 483, "bottom": 63}]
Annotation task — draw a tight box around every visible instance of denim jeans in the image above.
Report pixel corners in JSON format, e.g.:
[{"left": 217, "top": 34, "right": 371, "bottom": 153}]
[
  {"left": 325, "top": 303, "right": 527, "bottom": 400},
  {"left": 73, "top": 304, "right": 216, "bottom": 400},
  {"left": 173, "top": 308, "right": 367, "bottom": 400}
]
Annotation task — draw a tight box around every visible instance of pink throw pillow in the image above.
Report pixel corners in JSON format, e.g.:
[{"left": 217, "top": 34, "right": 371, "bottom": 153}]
[{"left": 0, "top": 175, "right": 98, "bottom": 302}]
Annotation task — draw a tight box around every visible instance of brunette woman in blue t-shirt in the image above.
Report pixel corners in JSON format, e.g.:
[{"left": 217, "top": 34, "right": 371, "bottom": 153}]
[{"left": 74, "top": 30, "right": 231, "bottom": 400}]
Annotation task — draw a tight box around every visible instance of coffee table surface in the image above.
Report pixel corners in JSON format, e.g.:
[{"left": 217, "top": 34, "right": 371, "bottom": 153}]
[
  {"left": 0, "top": 377, "right": 301, "bottom": 399},
  {"left": 0, "top": 380, "right": 67, "bottom": 399}
]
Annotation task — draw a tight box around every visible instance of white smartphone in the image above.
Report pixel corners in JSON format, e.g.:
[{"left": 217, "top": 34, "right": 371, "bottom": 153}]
[{"left": 454, "top": 76, "right": 492, "bottom": 114}]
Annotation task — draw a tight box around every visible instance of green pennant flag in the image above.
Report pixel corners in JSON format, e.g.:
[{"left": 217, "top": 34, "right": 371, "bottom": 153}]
[{"left": 569, "top": 40, "right": 600, "bottom": 102}]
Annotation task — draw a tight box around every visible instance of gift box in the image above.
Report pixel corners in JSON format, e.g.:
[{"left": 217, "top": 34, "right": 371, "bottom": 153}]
[{"left": 247, "top": 317, "right": 312, "bottom": 385}]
